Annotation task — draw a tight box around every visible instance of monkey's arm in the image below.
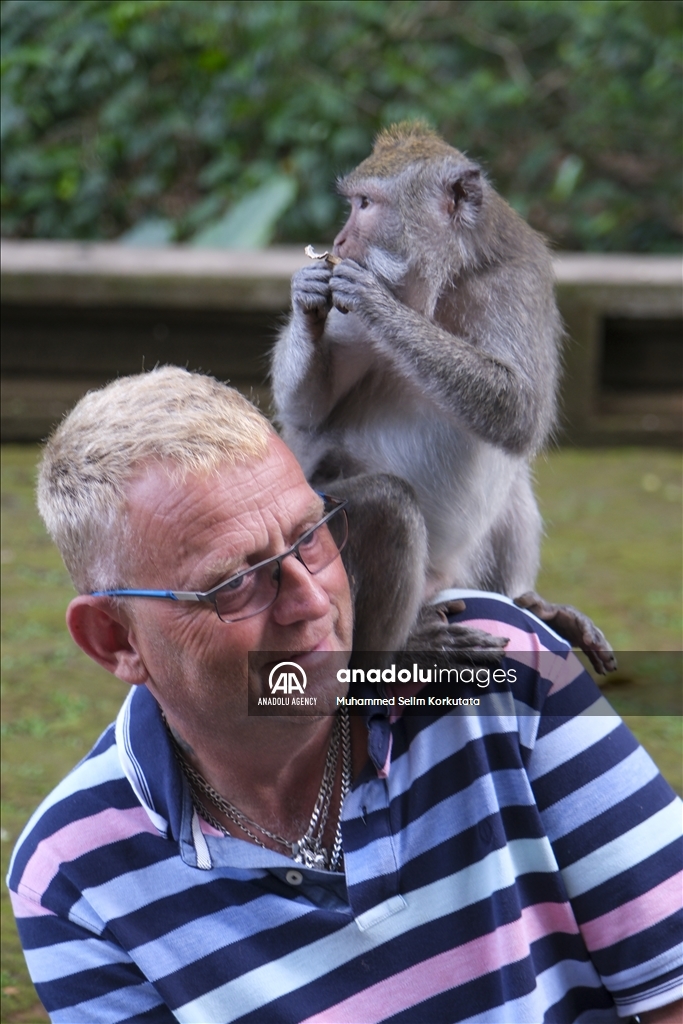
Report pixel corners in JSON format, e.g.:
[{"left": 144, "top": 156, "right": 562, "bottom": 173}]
[
  {"left": 330, "top": 259, "right": 551, "bottom": 454},
  {"left": 272, "top": 263, "right": 374, "bottom": 432},
  {"left": 514, "top": 591, "right": 617, "bottom": 674},
  {"left": 272, "top": 263, "right": 336, "bottom": 429}
]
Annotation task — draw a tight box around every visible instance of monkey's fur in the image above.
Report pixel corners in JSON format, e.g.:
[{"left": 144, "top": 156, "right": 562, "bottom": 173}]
[{"left": 273, "top": 123, "right": 614, "bottom": 669}]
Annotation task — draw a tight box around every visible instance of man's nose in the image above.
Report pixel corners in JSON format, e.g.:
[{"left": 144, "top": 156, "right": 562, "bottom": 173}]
[{"left": 271, "top": 552, "right": 330, "bottom": 624}]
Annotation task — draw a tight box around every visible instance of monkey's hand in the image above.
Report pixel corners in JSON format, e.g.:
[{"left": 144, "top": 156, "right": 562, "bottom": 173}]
[
  {"left": 513, "top": 591, "right": 617, "bottom": 675},
  {"left": 291, "top": 263, "right": 333, "bottom": 341},
  {"left": 329, "top": 259, "right": 394, "bottom": 322},
  {"left": 401, "top": 601, "right": 508, "bottom": 668}
]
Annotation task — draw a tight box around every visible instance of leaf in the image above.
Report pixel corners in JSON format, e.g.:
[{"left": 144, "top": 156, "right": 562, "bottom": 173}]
[
  {"left": 190, "top": 174, "right": 297, "bottom": 248},
  {"left": 118, "top": 215, "right": 175, "bottom": 245},
  {"left": 551, "top": 155, "right": 584, "bottom": 202}
]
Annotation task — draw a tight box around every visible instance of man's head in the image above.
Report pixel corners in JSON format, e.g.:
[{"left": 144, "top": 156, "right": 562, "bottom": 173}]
[
  {"left": 37, "top": 368, "right": 352, "bottom": 737},
  {"left": 38, "top": 366, "right": 272, "bottom": 594}
]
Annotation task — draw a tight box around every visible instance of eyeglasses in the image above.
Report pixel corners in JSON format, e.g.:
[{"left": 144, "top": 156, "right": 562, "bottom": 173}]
[{"left": 91, "top": 495, "right": 348, "bottom": 623}]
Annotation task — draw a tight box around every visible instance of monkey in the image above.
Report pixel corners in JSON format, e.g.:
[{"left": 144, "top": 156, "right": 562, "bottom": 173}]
[{"left": 272, "top": 122, "right": 615, "bottom": 672}]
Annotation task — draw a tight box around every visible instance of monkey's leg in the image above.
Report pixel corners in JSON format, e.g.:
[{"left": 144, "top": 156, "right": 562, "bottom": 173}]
[
  {"left": 325, "top": 473, "right": 429, "bottom": 652},
  {"left": 325, "top": 473, "right": 507, "bottom": 661},
  {"left": 400, "top": 600, "right": 508, "bottom": 669},
  {"left": 513, "top": 591, "right": 617, "bottom": 674}
]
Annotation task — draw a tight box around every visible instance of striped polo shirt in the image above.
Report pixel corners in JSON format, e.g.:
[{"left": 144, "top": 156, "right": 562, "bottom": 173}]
[{"left": 7, "top": 593, "right": 683, "bottom": 1023}]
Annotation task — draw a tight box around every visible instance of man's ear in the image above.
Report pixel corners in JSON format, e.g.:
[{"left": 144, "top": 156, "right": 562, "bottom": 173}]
[{"left": 66, "top": 596, "right": 149, "bottom": 685}]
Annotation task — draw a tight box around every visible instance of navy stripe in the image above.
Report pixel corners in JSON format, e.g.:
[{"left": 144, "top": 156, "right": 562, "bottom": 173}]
[
  {"left": 36, "top": 960, "right": 149, "bottom": 1013},
  {"left": 590, "top": 910, "right": 683, "bottom": 978},
  {"left": 532, "top": 725, "right": 639, "bottom": 810},
  {"left": 570, "top": 840, "right": 682, "bottom": 921},
  {"left": 550, "top": 776, "right": 676, "bottom": 867},
  {"left": 543, "top": 983, "right": 616, "bottom": 1023}
]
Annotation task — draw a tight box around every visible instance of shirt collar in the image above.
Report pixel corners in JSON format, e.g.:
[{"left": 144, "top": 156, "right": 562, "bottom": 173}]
[{"left": 115, "top": 681, "right": 394, "bottom": 858}]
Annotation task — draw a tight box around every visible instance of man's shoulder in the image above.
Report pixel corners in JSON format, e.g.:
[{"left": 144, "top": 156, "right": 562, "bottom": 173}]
[
  {"left": 437, "top": 588, "right": 571, "bottom": 652},
  {"left": 6, "top": 722, "right": 140, "bottom": 898}
]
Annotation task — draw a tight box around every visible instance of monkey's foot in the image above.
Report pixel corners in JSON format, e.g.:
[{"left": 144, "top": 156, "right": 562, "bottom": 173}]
[
  {"left": 513, "top": 591, "right": 617, "bottom": 675},
  {"left": 401, "top": 601, "right": 508, "bottom": 668}
]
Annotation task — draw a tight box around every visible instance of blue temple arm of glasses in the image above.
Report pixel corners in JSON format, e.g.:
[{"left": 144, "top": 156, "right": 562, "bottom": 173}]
[
  {"left": 316, "top": 491, "right": 347, "bottom": 505},
  {"left": 90, "top": 589, "right": 201, "bottom": 601}
]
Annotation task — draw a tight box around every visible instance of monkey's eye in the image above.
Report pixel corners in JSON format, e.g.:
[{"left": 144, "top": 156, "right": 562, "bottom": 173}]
[{"left": 359, "top": 196, "right": 370, "bottom": 210}]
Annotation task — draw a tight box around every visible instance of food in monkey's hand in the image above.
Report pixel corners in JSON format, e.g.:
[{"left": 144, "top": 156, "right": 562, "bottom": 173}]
[{"left": 304, "top": 245, "right": 342, "bottom": 265}]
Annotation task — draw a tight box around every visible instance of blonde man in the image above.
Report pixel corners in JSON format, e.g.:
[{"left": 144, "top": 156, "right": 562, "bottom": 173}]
[{"left": 7, "top": 368, "right": 682, "bottom": 1023}]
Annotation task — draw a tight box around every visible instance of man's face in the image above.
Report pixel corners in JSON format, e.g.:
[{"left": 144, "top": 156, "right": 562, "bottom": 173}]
[{"left": 118, "top": 435, "right": 353, "bottom": 739}]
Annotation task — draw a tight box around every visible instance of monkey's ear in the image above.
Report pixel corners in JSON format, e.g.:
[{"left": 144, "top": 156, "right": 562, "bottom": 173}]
[{"left": 445, "top": 167, "right": 483, "bottom": 226}]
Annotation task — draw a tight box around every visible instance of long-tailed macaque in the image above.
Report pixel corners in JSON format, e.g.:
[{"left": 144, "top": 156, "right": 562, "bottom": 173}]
[{"left": 272, "top": 123, "right": 614, "bottom": 671}]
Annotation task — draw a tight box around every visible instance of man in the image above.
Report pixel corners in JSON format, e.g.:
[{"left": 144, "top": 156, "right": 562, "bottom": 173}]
[{"left": 7, "top": 367, "right": 682, "bottom": 1023}]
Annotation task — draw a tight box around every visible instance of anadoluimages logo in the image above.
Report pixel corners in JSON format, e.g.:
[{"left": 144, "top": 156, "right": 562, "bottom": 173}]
[{"left": 268, "top": 661, "right": 308, "bottom": 695}]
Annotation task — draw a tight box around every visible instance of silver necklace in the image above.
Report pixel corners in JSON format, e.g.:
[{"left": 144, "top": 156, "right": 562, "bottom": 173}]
[{"left": 165, "top": 709, "right": 351, "bottom": 872}]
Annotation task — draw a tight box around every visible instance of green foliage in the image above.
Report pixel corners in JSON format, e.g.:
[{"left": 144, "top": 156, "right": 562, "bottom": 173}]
[{"left": 1, "top": 0, "right": 682, "bottom": 250}]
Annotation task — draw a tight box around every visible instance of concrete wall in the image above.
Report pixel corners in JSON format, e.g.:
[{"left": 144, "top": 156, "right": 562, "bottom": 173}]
[{"left": 2, "top": 241, "right": 681, "bottom": 444}]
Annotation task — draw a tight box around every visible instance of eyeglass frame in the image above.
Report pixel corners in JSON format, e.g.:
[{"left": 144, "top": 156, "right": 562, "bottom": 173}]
[{"left": 90, "top": 493, "right": 349, "bottom": 623}]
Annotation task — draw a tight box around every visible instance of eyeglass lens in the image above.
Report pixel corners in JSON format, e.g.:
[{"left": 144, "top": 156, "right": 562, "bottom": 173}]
[{"left": 213, "top": 505, "right": 348, "bottom": 623}]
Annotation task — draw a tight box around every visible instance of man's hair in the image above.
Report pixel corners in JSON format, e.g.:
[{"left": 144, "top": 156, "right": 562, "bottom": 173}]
[{"left": 37, "top": 366, "right": 273, "bottom": 593}]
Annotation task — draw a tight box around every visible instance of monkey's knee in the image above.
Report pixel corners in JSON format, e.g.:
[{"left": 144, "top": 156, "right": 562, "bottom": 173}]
[
  {"left": 340, "top": 473, "right": 426, "bottom": 548},
  {"left": 332, "top": 474, "right": 428, "bottom": 651}
]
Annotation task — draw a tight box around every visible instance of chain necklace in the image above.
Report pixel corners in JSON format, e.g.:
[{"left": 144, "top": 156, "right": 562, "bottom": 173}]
[{"left": 164, "top": 709, "right": 351, "bottom": 872}]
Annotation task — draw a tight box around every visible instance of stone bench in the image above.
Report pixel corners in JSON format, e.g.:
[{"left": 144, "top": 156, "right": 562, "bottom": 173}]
[{"left": 1, "top": 241, "right": 680, "bottom": 444}]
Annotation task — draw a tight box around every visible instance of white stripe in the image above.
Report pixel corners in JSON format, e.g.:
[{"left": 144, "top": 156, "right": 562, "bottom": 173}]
[
  {"left": 72, "top": 854, "right": 219, "bottom": 924},
  {"left": 602, "top": 945, "right": 683, "bottom": 989},
  {"left": 615, "top": 975, "right": 683, "bottom": 1007},
  {"left": 432, "top": 588, "right": 518, "bottom": 607},
  {"left": 130, "top": 895, "right": 316, "bottom": 982},
  {"left": 347, "top": 768, "right": 535, "bottom": 886},
  {"left": 175, "top": 837, "right": 559, "bottom": 1023},
  {"left": 191, "top": 808, "right": 212, "bottom": 869},
  {"left": 528, "top": 698, "right": 620, "bottom": 781},
  {"left": 562, "top": 800, "right": 683, "bottom": 898},
  {"left": 541, "top": 746, "right": 660, "bottom": 839},
  {"left": 620, "top": 981, "right": 683, "bottom": 1020},
  {"left": 25, "top": 936, "right": 132, "bottom": 983},
  {"left": 50, "top": 980, "right": 164, "bottom": 1024},
  {"left": 115, "top": 691, "right": 168, "bottom": 835},
  {"left": 386, "top": 712, "right": 519, "bottom": 798}
]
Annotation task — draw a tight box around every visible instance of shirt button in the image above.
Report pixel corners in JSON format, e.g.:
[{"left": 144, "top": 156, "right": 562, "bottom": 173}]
[{"left": 285, "top": 869, "right": 304, "bottom": 886}]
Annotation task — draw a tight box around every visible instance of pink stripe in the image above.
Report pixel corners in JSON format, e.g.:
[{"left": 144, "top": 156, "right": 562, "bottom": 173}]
[
  {"left": 384, "top": 614, "right": 574, "bottom": 730},
  {"left": 10, "top": 889, "right": 56, "bottom": 918},
  {"left": 199, "top": 817, "right": 225, "bottom": 838},
  {"left": 462, "top": 618, "right": 549, "bottom": 656},
  {"left": 522, "top": 900, "right": 580, "bottom": 944},
  {"left": 377, "top": 732, "right": 393, "bottom": 779},
  {"left": 545, "top": 653, "right": 585, "bottom": 695},
  {"left": 18, "top": 806, "right": 156, "bottom": 901},
  {"left": 462, "top": 618, "right": 587, "bottom": 693},
  {"left": 581, "top": 872, "right": 683, "bottom": 951},
  {"left": 302, "top": 901, "right": 578, "bottom": 1024}
]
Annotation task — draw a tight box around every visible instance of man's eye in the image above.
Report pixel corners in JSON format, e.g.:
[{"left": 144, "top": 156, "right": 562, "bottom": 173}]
[
  {"left": 224, "top": 574, "right": 247, "bottom": 591},
  {"left": 298, "top": 527, "right": 320, "bottom": 550}
]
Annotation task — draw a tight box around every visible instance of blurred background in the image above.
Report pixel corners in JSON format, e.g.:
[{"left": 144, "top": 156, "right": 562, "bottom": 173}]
[
  {"left": 2, "top": 0, "right": 682, "bottom": 249},
  {"left": 1, "top": 2, "right": 681, "bottom": 1019}
]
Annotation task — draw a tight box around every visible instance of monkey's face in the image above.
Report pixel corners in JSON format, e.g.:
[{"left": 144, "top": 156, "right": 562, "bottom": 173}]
[
  {"left": 334, "top": 192, "right": 387, "bottom": 261},
  {"left": 334, "top": 188, "right": 409, "bottom": 288}
]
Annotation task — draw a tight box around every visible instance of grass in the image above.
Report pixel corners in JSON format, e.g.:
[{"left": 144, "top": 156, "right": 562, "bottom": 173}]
[{"left": 1, "top": 443, "right": 682, "bottom": 1022}]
